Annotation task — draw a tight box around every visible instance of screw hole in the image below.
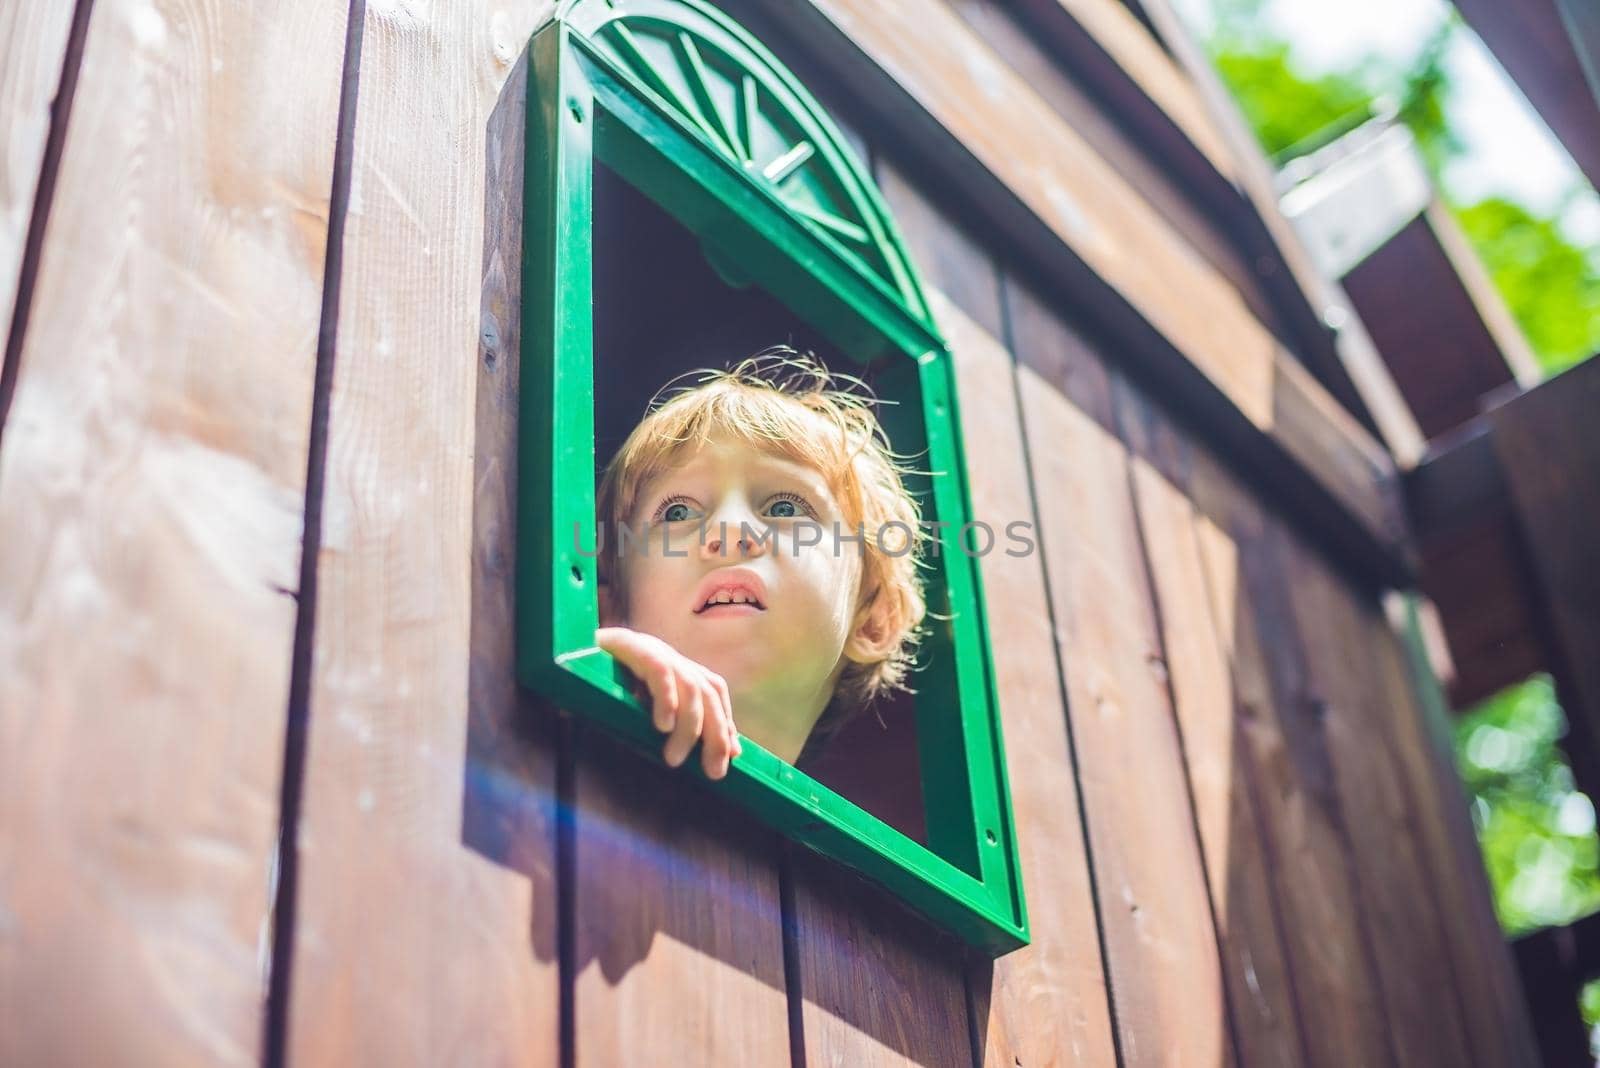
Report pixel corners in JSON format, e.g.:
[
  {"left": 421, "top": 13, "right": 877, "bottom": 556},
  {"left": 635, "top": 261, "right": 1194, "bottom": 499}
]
[
  {"left": 571, "top": 565, "right": 584, "bottom": 584},
  {"left": 985, "top": 828, "right": 998, "bottom": 845},
  {"left": 567, "top": 99, "right": 584, "bottom": 123}
]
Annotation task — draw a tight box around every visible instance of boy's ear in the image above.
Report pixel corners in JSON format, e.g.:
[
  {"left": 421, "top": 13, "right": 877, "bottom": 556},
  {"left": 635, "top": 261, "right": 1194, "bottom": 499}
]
[{"left": 844, "top": 584, "right": 894, "bottom": 664}]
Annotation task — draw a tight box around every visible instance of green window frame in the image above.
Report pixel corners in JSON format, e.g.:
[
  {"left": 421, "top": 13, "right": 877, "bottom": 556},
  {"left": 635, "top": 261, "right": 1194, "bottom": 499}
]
[{"left": 517, "top": 0, "right": 1028, "bottom": 954}]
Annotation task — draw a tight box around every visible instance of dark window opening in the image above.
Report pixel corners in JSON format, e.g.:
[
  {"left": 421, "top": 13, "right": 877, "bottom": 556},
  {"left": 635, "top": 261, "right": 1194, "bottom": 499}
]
[{"left": 591, "top": 158, "right": 928, "bottom": 845}]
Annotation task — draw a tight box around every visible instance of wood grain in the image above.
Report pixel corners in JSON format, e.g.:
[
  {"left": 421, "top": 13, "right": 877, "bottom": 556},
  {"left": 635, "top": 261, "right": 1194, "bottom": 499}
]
[
  {"left": 1117, "top": 384, "right": 1307, "bottom": 1068},
  {"left": 567, "top": 31, "right": 798, "bottom": 1062},
  {"left": 790, "top": 845, "right": 973, "bottom": 1068},
  {"left": 570, "top": 731, "right": 791, "bottom": 1066},
  {"left": 0, "top": 2, "right": 77, "bottom": 335},
  {"left": 1010, "top": 277, "right": 1235, "bottom": 1068},
  {"left": 1375, "top": 594, "right": 1542, "bottom": 1068},
  {"left": 1043, "top": 0, "right": 1237, "bottom": 179},
  {"left": 945, "top": 0, "right": 1286, "bottom": 343},
  {"left": 283, "top": 7, "right": 562, "bottom": 1065},
  {"left": 1185, "top": 454, "right": 1397, "bottom": 1068},
  {"left": 935, "top": 289, "right": 1118, "bottom": 1068},
  {"left": 1282, "top": 538, "right": 1473, "bottom": 1068},
  {"left": 875, "top": 157, "right": 1004, "bottom": 338},
  {"left": 0, "top": 0, "right": 347, "bottom": 1062}
]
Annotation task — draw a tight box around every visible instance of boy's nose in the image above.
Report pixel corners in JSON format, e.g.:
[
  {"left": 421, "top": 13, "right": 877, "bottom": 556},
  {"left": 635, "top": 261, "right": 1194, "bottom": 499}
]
[{"left": 700, "top": 514, "right": 767, "bottom": 559}]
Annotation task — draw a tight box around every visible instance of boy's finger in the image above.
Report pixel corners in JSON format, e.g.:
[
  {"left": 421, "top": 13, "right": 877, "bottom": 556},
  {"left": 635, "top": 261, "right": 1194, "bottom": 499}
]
[
  {"left": 596, "top": 628, "right": 677, "bottom": 730},
  {"left": 663, "top": 679, "right": 704, "bottom": 769},
  {"left": 706, "top": 673, "right": 740, "bottom": 763},
  {"left": 705, "top": 671, "right": 735, "bottom": 740},
  {"left": 701, "top": 681, "right": 733, "bottom": 780}
]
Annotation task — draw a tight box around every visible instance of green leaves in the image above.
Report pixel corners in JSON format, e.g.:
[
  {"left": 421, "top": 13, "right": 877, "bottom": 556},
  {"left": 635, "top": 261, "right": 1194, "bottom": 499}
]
[
  {"left": 1455, "top": 197, "right": 1600, "bottom": 376},
  {"left": 1454, "top": 676, "right": 1600, "bottom": 936},
  {"left": 1211, "top": 44, "right": 1376, "bottom": 161}
]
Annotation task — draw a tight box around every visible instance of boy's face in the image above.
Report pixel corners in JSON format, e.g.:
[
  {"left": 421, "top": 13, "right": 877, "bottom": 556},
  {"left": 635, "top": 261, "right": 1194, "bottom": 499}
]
[{"left": 613, "top": 431, "right": 867, "bottom": 758}]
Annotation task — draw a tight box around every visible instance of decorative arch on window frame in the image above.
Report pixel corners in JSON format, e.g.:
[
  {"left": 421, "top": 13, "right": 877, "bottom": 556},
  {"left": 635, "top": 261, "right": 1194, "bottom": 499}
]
[{"left": 517, "top": 0, "right": 1028, "bottom": 954}]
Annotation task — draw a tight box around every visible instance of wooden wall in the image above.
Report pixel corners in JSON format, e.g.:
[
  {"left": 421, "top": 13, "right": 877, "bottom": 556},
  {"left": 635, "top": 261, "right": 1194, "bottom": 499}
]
[{"left": 0, "top": 1, "right": 1537, "bottom": 1066}]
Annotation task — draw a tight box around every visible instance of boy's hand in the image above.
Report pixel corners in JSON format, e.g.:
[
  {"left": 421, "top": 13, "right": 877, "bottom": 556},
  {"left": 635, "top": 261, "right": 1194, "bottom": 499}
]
[{"left": 594, "top": 627, "right": 743, "bottom": 780}]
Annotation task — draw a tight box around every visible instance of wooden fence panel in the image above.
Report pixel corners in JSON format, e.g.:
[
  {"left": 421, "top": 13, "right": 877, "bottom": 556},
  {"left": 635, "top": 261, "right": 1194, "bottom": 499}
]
[
  {"left": 1184, "top": 453, "right": 1397, "bottom": 1068},
  {"left": 0, "top": 0, "right": 348, "bottom": 1063},
  {"left": 571, "top": 733, "right": 791, "bottom": 1066},
  {"left": 1117, "top": 386, "right": 1308, "bottom": 1068},
  {"left": 283, "top": 7, "right": 560, "bottom": 1065},
  {"left": 0, "top": 2, "right": 76, "bottom": 338},
  {"left": 1009, "top": 276, "right": 1235, "bottom": 1068},
  {"left": 935, "top": 288, "right": 1119, "bottom": 1067},
  {"left": 1374, "top": 597, "right": 1543, "bottom": 1068},
  {"left": 790, "top": 847, "right": 973, "bottom": 1068},
  {"left": 1282, "top": 539, "right": 1474, "bottom": 1068}
]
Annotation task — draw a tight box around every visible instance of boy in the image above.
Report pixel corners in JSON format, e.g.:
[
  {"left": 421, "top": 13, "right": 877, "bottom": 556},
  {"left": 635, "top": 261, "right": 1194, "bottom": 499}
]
[{"left": 592, "top": 348, "right": 929, "bottom": 779}]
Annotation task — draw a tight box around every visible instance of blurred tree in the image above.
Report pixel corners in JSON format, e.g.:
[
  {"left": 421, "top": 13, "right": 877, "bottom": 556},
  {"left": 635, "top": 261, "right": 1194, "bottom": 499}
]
[
  {"left": 1205, "top": 12, "right": 1599, "bottom": 376},
  {"left": 1394, "top": 18, "right": 1465, "bottom": 174},
  {"left": 1211, "top": 44, "right": 1376, "bottom": 159},
  {"left": 1454, "top": 676, "right": 1600, "bottom": 935},
  {"left": 1456, "top": 197, "right": 1600, "bottom": 375}
]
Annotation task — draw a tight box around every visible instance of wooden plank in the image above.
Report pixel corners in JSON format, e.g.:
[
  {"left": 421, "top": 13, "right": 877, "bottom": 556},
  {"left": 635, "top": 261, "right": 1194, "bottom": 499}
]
[
  {"left": 1376, "top": 593, "right": 1543, "bottom": 1068},
  {"left": 735, "top": 0, "right": 1410, "bottom": 586},
  {"left": 1281, "top": 539, "right": 1474, "bottom": 1068},
  {"left": 1488, "top": 358, "right": 1600, "bottom": 787},
  {"left": 875, "top": 158, "right": 1004, "bottom": 337},
  {"left": 571, "top": 731, "right": 791, "bottom": 1067},
  {"left": 1425, "top": 201, "right": 1542, "bottom": 389},
  {"left": 282, "top": 8, "right": 561, "bottom": 1064},
  {"left": 1009, "top": 277, "right": 1236, "bottom": 1068},
  {"left": 1040, "top": 0, "right": 1238, "bottom": 179},
  {"left": 976, "top": 0, "right": 1404, "bottom": 442},
  {"left": 1116, "top": 383, "right": 1308, "bottom": 1068},
  {"left": 1559, "top": 0, "right": 1600, "bottom": 110},
  {"left": 933, "top": 289, "right": 1118, "bottom": 1068},
  {"left": 1184, "top": 453, "right": 1397, "bottom": 1068},
  {"left": 800, "top": 0, "right": 1258, "bottom": 434},
  {"left": 0, "top": 0, "right": 348, "bottom": 1062},
  {"left": 1342, "top": 211, "right": 1533, "bottom": 440},
  {"left": 0, "top": 2, "right": 77, "bottom": 338},
  {"left": 789, "top": 846, "right": 973, "bottom": 1068},
  {"left": 1419, "top": 516, "right": 1548, "bottom": 707},
  {"left": 945, "top": 0, "right": 1287, "bottom": 343},
  {"left": 1133, "top": 0, "right": 1427, "bottom": 468}
]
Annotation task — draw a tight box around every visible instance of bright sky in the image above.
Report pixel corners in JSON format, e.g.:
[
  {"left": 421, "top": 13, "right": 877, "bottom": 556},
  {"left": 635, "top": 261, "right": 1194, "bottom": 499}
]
[{"left": 1171, "top": 0, "right": 1600, "bottom": 247}]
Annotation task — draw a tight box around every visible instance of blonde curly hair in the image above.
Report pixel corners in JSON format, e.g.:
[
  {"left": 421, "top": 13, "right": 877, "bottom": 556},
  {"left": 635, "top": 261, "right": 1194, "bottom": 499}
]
[{"left": 594, "top": 346, "right": 932, "bottom": 740}]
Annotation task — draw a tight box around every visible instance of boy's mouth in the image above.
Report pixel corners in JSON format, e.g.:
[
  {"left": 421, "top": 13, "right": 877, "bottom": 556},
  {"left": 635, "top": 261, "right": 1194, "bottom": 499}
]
[
  {"left": 695, "top": 590, "right": 766, "bottom": 613},
  {"left": 696, "top": 601, "right": 765, "bottom": 617},
  {"left": 692, "top": 569, "right": 769, "bottom": 614}
]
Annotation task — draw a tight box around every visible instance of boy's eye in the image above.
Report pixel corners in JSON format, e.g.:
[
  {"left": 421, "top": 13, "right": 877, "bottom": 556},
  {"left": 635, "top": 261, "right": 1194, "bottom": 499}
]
[
  {"left": 651, "top": 491, "right": 815, "bottom": 522},
  {"left": 656, "top": 496, "right": 698, "bottom": 523},
  {"left": 765, "top": 492, "right": 814, "bottom": 519}
]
